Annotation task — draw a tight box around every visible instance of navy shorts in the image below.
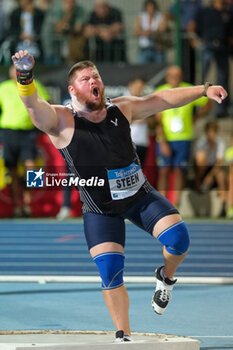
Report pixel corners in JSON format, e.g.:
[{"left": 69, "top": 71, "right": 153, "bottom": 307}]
[
  {"left": 156, "top": 140, "right": 191, "bottom": 171},
  {"left": 2, "top": 129, "right": 37, "bottom": 169},
  {"left": 83, "top": 189, "right": 178, "bottom": 250}
]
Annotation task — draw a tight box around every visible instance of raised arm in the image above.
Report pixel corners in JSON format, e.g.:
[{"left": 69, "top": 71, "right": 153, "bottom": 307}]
[
  {"left": 12, "top": 50, "right": 60, "bottom": 136},
  {"left": 114, "top": 84, "right": 228, "bottom": 122}
]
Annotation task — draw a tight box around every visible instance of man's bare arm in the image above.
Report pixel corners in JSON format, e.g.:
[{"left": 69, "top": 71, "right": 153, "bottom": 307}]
[
  {"left": 114, "top": 85, "right": 227, "bottom": 122},
  {"left": 12, "top": 50, "right": 60, "bottom": 136}
]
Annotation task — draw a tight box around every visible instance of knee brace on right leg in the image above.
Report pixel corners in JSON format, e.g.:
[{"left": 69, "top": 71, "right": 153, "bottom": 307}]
[
  {"left": 94, "top": 252, "right": 124, "bottom": 290},
  {"left": 158, "top": 221, "right": 190, "bottom": 255}
]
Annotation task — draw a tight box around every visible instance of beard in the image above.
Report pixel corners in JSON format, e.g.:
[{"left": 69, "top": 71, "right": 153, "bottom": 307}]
[{"left": 75, "top": 89, "right": 105, "bottom": 111}]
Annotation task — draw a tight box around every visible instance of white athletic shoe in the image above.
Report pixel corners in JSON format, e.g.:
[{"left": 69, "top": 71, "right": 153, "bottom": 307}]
[
  {"left": 114, "top": 330, "right": 132, "bottom": 342},
  {"left": 56, "top": 206, "right": 70, "bottom": 220},
  {"left": 152, "top": 266, "right": 177, "bottom": 315}
]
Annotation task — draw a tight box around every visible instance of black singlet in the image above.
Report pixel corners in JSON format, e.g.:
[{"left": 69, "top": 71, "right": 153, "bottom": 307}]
[{"left": 58, "top": 99, "right": 152, "bottom": 215}]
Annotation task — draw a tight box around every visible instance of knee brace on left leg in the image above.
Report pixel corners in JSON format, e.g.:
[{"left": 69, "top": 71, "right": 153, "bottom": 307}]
[
  {"left": 158, "top": 221, "right": 190, "bottom": 255},
  {"left": 94, "top": 252, "right": 124, "bottom": 290}
]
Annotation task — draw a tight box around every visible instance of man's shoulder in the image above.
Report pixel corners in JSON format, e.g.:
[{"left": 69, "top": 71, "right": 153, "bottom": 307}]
[
  {"left": 109, "top": 6, "right": 122, "bottom": 20},
  {"left": 179, "top": 82, "right": 192, "bottom": 87},
  {"left": 216, "top": 137, "right": 226, "bottom": 147},
  {"left": 34, "top": 7, "right": 45, "bottom": 16},
  {"left": 74, "top": 4, "right": 85, "bottom": 17},
  {"left": 10, "top": 7, "right": 21, "bottom": 16},
  {"left": 200, "top": 5, "right": 212, "bottom": 16},
  {"left": 155, "top": 83, "right": 170, "bottom": 92},
  {"left": 110, "top": 6, "right": 122, "bottom": 14},
  {"left": 155, "top": 82, "right": 191, "bottom": 91},
  {"left": 54, "top": 104, "right": 72, "bottom": 114},
  {"left": 89, "top": 10, "right": 99, "bottom": 23},
  {"left": 196, "top": 136, "right": 207, "bottom": 145}
]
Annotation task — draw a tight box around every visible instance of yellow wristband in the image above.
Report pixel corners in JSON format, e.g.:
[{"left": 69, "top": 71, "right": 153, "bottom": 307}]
[{"left": 17, "top": 81, "right": 36, "bottom": 97}]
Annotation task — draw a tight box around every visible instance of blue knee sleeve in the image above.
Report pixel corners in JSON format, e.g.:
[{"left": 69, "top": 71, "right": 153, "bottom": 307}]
[
  {"left": 158, "top": 221, "right": 190, "bottom": 255},
  {"left": 94, "top": 252, "right": 124, "bottom": 290}
]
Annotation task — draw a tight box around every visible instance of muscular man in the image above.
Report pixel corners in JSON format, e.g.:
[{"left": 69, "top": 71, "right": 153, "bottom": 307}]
[{"left": 12, "top": 50, "right": 227, "bottom": 342}]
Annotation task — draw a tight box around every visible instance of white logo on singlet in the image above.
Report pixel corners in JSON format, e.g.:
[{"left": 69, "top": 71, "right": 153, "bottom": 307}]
[{"left": 110, "top": 118, "right": 118, "bottom": 126}]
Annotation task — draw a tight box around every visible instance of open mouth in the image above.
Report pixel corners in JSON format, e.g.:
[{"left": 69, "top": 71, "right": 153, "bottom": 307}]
[{"left": 93, "top": 87, "right": 99, "bottom": 97}]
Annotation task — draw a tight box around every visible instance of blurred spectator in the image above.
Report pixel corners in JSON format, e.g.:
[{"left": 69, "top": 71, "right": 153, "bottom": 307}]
[
  {"left": 133, "top": 0, "right": 168, "bottom": 64},
  {"left": 0, "top": 0, "right": 18, "bottom": 13},
  {"left": 54, "top": 0, "right": 88, "bottom": 63},
  {"left": 194, "top": 121, "right": 227, "bottom": 217},
  {"left": 128, "top": 77, "right": 149, "bottom": 167},
  {"left": 39, "top": 0, "right": 60, "bottom": 64},
  {"left": 6, "top": 0, "right": 45, "bottom": 60},
  {"left": 155, "top": 65, "right": 212, "bottom": 208},
  {"left": 225, "top": 0, "right": 233, "bottom": 58},
  {"left": 167, "top": 0, "right": 203, "bottom": 83},
  {"left": 0, "top": 0, "right": 19, "bottom": 64},
  {"left": 0, "top": 0, "right": 6, "bottom": 45},
  {"left": 0, "top": 66, "right": 50, "bottom": 217},
  {"left": 225, "top": 0, "right": 233, "bottom": 13},
  {"left": 225, "top": 132, "right": 233, "bottom": 218},
  {"left": 85, "top": 0, "right": 126, "bottom": 62},
  {"left": 34, "top": 0, "right": 51, "bottom": 11},
  {"left": 189, "top": 0, "right": 232, "bottom": 118}
]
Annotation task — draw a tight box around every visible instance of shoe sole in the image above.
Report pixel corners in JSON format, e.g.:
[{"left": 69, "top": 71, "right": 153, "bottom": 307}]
[
  {"left": 151, "top": 299, "right": 165, "bottom": 315},
  {"left": 151, "top": 276, "right": 167, "bottom": 315}
]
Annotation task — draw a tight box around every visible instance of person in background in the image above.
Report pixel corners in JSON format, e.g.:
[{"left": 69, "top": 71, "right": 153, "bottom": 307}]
[
  {"left": 194, "top": 121, "right": 227, "bottom": 217},
  {"left": 37, "top": 0, "right": 58, "bottom": 64},
  {"left": 34, "top": 0, "right": 51, "bottom": 11},
  {"left": 128, "top": 77, "right": 149, "bottom": 167},
  {"left": 0, "top": 0, "right": 6, "bottom": 46},
  {"left": 225, "top": 132, "right": 233, "bottom": 219},
  {"left": 166, "top": 0, "right": 203, "bottom": 84},
  {"left": 0, "top": 0, "right": 18, "bottom": 64},
  {"left": 6, "top": 0, "right": 44, "bottom": 60},
  {"left": 54, "top": 0, "right": 88, "bottom": 63},
  {"left": 133, "top": 0, "right": 168, "bottom": 64},
  {"left": 155, "top": 65, "right": 212, "bottom": 209},
  {"left": 189, "top": 0, "right": 232, "bottom": 118},
  {"left": 85, "top": 0, "right": 126, "bottom": 62},
  {"left": 0, "top": 65, "right": 50, "bottom": 217}
]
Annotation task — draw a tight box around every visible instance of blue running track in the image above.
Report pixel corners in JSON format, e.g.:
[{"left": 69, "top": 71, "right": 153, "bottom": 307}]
[{"left": 0, "top": 219, "right": 233, "bottom": 277}]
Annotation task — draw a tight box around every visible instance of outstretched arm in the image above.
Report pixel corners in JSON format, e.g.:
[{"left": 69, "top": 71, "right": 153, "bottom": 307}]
[
  {"left": 114, "top": 84, "right": 227, "bottom": 122},
  {"left": 12, "top": 50, "right": 60, "bottom": 136}
]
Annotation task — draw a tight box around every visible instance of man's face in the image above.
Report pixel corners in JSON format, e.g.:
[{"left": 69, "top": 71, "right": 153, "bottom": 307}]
[
  {"left": 207, "top": 128, "right": 217, "bottom": 143},
  {"left": 95, "top": 2, "right": 109, "bottom": 18},
  {"left": 129, "top": 79, "right": 145, "bottom": 97},
  {"left": 63, "top": 0, "right": 75, "bottom": 12},
  {"left": 212, "top": 0, "right": 224, "bottom": 10},
  {"left": 19, "top": 0, "right": 33, "bottom": 8},
  {"left": 69, "top": 67, "right": 105, "bottom": 111},
  {"left": 145, "top": 2, "right": 156, "bottom": 15},
  {"left": 166, "top": 67, "right": 183, "bottom": 88}
]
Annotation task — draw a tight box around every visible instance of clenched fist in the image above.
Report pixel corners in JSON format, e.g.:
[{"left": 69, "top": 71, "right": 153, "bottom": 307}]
[
  {"left": 206, "top": 85, "right": 228, "bottom": 104},
  {"left": 12, "top": 50, "right": 35, "bottom": 71}
]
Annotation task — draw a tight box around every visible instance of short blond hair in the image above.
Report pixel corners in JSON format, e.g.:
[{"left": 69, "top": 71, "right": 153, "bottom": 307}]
[{"left": 68, "top": 61, "right": 98, "bottom": 85}]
